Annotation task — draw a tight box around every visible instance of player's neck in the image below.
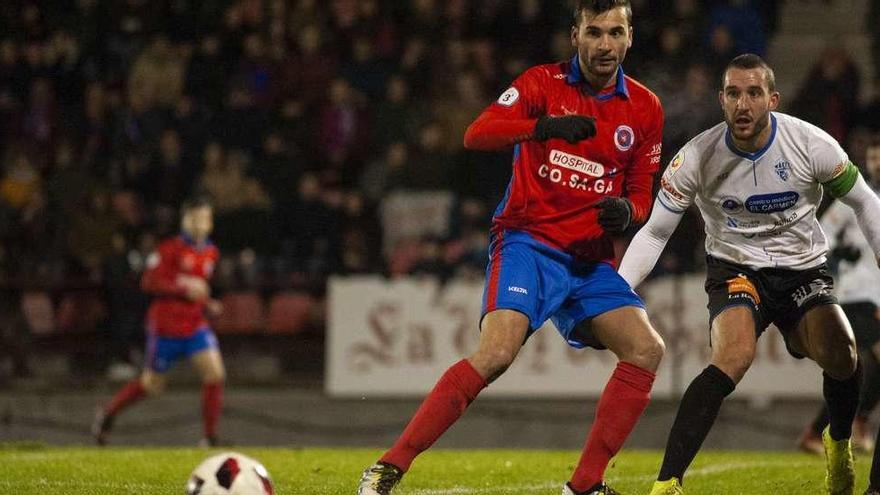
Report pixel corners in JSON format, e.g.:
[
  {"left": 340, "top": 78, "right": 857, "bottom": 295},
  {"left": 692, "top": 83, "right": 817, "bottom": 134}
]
[
  {"left": 579, "top": 60, "right": 617, "bottom": 93},
  {"left": 183, "top": 232, "right": 208, "bottom": 248},
  {"left": 731, "top": 120, "right": 773, "bottom": 153}
]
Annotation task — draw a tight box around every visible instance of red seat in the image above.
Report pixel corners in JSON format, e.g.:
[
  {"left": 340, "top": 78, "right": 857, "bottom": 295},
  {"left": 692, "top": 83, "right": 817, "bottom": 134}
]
[
  {"left": 266, "top": 292, "right": 314, "bottom": 334},
  {"left": 21, "top": 291, "right": 55, "bottom": 335},
  {"left": 213, "top": 291, "right": 264, "bottom": 334},
  {"left": 56, "top": 291, "right": 106, "bottom": 333}
]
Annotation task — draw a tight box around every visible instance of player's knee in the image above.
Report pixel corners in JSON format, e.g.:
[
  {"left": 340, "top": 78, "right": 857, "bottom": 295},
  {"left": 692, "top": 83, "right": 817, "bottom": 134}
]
[
  {"left": 625, "top": 335, "right": 665, "bottom": 371},
  {"left": 470, "top": 348, "right": 516, "bottom": 382},
  {"left": 204, "top": 368, "right": 226, "bottom": 384},
  {"left": 141, "top": 376, "right": 165, "bottom": 396},
  {"left": 817, "top": 339, "right": 857, "bottom": 380},
  {"left": 713, "top": 352, "right": 753, "bottom": 384}
]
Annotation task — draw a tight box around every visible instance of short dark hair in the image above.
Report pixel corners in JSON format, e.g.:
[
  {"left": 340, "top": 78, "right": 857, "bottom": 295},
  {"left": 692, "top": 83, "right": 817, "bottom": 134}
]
[
  {"left": 572, "top": 0, "right": 632, "bottom": 27},
  {"left": 182, "top": 195, "right": 213, "bottom": 212},
  {"left": 724, "top": 53, "right": 776, "bottom": 92}
]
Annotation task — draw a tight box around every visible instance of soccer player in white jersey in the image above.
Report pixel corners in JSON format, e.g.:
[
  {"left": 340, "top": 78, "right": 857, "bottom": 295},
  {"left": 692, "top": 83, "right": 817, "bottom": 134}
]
[
  {"left": 618, "top": 54, "right": 880, "bottom": 495},
  {"left": 798, "top": 145, "right": 880, "bottom": 494}
]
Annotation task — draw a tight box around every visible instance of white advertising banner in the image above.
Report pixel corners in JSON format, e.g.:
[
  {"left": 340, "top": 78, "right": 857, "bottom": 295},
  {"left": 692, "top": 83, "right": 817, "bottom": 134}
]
[{"left": 326, "top": 275, "right": 824, "bottom": 398}]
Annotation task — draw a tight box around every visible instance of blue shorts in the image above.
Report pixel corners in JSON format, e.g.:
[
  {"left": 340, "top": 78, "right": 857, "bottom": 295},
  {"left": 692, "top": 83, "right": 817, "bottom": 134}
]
[
  {"left": 481, "top": 230, "right": 644, "bottom": 348},
  {"left": 146, "top": 327, "right": 219, "bottom": 373}
]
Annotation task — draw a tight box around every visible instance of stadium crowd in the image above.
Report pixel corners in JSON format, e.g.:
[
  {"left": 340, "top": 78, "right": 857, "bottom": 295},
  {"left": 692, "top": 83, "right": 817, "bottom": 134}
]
[{"left": 0, "top": 0, "right": 879, "bottom": 381}]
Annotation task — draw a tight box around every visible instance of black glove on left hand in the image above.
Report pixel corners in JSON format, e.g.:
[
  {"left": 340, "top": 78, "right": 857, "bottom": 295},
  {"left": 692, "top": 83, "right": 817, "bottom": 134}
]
[{"left": 596, "top": 197, "right": 633, "bottom": 234}]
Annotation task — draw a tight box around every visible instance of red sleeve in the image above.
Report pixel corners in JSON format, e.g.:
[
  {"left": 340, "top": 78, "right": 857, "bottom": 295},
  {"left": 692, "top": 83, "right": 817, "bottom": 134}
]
[
  {"left": 625, "top": 95, "right": 664, "bottom": 224},
  {"left": 141, "top": 241, "right": 187, "bottom": 297},
  {"left": 463, "top": 67, "right": 548, "bottom": 151}
]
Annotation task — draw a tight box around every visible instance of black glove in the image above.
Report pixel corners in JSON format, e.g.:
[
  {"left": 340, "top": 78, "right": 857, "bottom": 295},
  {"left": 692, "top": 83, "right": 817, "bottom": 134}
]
[
  {"left": 831, "top": 245, "right": 862, "bottom": 263},
  {"left": 596, "top": 197, "right": 633, "bottom": 234},
  {"left": 534, "top": 115, "right": 597, "bottom": 143}
]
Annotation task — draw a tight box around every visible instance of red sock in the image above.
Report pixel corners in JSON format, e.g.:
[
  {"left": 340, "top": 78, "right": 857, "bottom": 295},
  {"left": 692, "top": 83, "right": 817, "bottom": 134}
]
[
  {"left": 105, "top": 379, "right": 146, "bottom": 417},
  {"left": 569, "top": 362, "right": 655, "bottom": 492},
  {"left": 380, "top": 359, "right": 487, "bottom": 471},
  {"left": 202, "top": 382, "right": 224, "bottom": 439}
]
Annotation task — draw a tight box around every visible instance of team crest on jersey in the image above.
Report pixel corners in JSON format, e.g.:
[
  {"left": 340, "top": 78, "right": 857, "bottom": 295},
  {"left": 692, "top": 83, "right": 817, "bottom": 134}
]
[
  {"left": 496, "top": 87, "right": 519, "bottom": 107},
  {"left": 614, "top": 125, "right": 634, "bottom": 151},
  {"left": 774, "top": 159, "right": 791, "bottom": 181}
]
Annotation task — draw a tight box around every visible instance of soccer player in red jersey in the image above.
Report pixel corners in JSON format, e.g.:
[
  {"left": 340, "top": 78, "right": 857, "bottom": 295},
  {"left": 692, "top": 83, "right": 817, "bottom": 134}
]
[
  {"left": 358, "top": 2, "right": 665, "bottom": 494},
  {"left": 93, "top": 197, "right": 225, "bottom": 446}
]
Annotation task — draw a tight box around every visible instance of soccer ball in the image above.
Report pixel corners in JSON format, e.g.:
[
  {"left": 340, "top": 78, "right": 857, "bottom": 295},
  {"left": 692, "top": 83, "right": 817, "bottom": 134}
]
[{"left": 186, "top": 452, "right": 275, "bottom": 495}]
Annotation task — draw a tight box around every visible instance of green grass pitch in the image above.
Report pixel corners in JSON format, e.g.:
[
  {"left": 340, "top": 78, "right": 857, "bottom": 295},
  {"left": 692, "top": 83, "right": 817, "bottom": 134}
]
[{"left": 0, "top": 445, "right": 871, "bottom": 494}]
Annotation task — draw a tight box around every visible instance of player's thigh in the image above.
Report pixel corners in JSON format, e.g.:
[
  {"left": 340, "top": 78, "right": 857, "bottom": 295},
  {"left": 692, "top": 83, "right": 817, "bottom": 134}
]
[
  {"left": 793, "top": 304, "right": 856, "bottom": 379},
  {"left": 589, "top": 306, "right": 664, "bottom": 371},
  {"left": 710, "top": 306, "right": 758, "bottom": 383},
  {"left": 190, "top": 348, "right": 226, "bottom": 383},
  {"left": 469, "top": 309, "right": 529, "bottom": 383}
]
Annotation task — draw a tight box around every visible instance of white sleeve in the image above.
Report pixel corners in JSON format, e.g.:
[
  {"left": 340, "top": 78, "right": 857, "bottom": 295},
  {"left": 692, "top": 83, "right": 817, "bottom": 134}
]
[
  {"left": 656, "top": 147, "right": 698, "bottom": 213},
  {"left": 618, "top": 197, "right": 685, "bottom": 288},
  {"left": 818, "top": 200, "right": 851, "bottom": 250},
  {"left": 810, "top": 125, "right": 849, "bottom": 183},
  {"left": 837, "top": 175, "right": 880, "bottom": 258}
]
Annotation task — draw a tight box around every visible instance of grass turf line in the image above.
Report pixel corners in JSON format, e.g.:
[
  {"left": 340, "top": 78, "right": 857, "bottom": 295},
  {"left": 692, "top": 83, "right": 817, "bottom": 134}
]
[{"left": 0, "top": 446, "right": 870, "bottom": 494}]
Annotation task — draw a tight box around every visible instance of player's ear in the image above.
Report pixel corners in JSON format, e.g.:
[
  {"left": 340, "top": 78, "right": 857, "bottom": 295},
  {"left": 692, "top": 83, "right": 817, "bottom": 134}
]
[
  {"left": 571, "top": 25, "right": 578, "bottom": 47},
  {"left": 627, "top": 26, "right": 633, "bottom": 48},
  {"left": 718, "top": 90, "right": 725, "bottom": 109},
  {"left": 768, "top": 91, "right": 780, "bottom": 110}
]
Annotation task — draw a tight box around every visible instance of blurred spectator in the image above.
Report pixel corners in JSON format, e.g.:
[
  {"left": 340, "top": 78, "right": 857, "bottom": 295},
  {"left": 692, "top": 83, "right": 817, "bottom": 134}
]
[
  {"left": 434, "top": 72, "right": 485, "bottom": 152},
  {"left": 360, "top": 141, "right": 409, "bottom": 203},
  {"left": 67, "top": 189, "right": 121, "bottom": 279},
  {"left": 128, "top": 37, "right": 185, "bottom": 109},
  {"left": 186, "top": 35, "right": 226, "bottom": 109},
  {"left": 662, "top": 64, "right": 719, "bottom": 153},
  {"left": 791, "top": 46, "right": 861, "bottom": 144},
  {"left": 283, "top": 24, "right": 337, "bottom": 107},
  {"left": 398, "top": 121, "right": 450, "bottom": 191},
  {"left": 341, "top": 36, "right": 393, "bottom": 101},
  {"left": 316, "top": 78, "right": 370, "bottom": 184},
  {"left": 373, "top": 75, "right": 424, "bottom": 149},
  {"left": 102, "top": 231, "right": 153, "bottom": 375},
  {"left": 1, "top": 149, "right": 42, "bottom": 212},
  {"left": 708, "top": 0, "right": 767, "bottom": 57},
  {"left": 21, "top": 78, "right": 58, "bottom": 161}
]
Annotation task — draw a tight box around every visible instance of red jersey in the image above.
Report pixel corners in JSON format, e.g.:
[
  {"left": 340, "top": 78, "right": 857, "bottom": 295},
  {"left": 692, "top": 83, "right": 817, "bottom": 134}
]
[
  {"left": 464, "top": 56, "right": 664, "bottom": 264},
  {"left": 142, "top": 235, "right": 219, "bottom": 337}
]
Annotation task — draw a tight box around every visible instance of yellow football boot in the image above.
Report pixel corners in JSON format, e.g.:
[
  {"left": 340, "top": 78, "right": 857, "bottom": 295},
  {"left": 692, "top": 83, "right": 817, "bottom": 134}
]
[
  {"left": 648, "top": 478, "right": 683, "bottom": 495},
  {"left": 823, "top": 426, "right": 855, "bottom": 495}
]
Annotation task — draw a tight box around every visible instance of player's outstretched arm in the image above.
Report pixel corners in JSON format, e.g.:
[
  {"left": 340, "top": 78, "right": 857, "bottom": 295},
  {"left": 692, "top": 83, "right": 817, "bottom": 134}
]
[
  {"left": 617, "top": 198, "right": 685, "bottom": 288},
  {"left": 835, "top": 171, "right": 880, "bottom": 266},
  {"left": 463, "top": 112, "right": 596, "bottom": 151}
]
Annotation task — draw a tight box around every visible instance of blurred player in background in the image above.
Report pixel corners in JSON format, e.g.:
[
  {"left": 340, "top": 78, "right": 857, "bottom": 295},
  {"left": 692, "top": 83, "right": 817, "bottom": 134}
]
[
  {"left": 93, "top": 196, "right": 224, "bottom": 447},
  {"left": 619, "top": 54, "right": 880, "bottom": 495},
  {"left": 358, "top": 2, "right": 665, "bottom": 494},
  {"left": 798, "top": 144, "right": 880, "bottom": 457}
]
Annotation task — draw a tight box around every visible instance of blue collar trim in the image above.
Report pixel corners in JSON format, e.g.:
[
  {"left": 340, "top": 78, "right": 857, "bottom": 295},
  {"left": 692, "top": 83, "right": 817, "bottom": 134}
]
[
  {"left": 180, "top": 234, "right": 213, "bottom": 250},
  {"left": 725, "top": 113, "right": 778, "bottom": 161},
  {"left": 566, "top": 54, "right": 629, "bottom": 100}
]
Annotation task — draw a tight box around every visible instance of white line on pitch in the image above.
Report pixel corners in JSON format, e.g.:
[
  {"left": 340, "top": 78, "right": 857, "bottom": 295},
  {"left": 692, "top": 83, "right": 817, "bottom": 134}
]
[{"left": 407, "top": 460, "right": 812, "bottom": 495}]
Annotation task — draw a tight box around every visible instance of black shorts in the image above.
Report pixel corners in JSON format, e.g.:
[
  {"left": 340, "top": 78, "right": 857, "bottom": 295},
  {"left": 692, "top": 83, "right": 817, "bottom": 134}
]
[
  {"left": 705, "top": 256, "right": 837, "bottom": 357},
  {"left": 842, "top": 301, "right": 880, "bottom": 349}
]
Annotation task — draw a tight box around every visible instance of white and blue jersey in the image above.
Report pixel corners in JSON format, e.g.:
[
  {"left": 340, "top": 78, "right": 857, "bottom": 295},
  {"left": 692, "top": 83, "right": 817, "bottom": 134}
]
[{"left": 657, "top": 112, "right": 849, "bottom": 270}]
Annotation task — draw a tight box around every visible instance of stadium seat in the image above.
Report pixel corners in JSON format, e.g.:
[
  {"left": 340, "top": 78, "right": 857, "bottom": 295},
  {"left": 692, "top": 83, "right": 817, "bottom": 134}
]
[
  {"left": 20, "top": 291, "right": 55, "bottom": 335},
  {"left": 56, "top": 291, "right": 107, "bottom": 333},
  {"left": 266, "top": 291, "right": 314, "bottom": 334},
  {"left": 214, "top": 291, "right": 265, "bottom": 334}
]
